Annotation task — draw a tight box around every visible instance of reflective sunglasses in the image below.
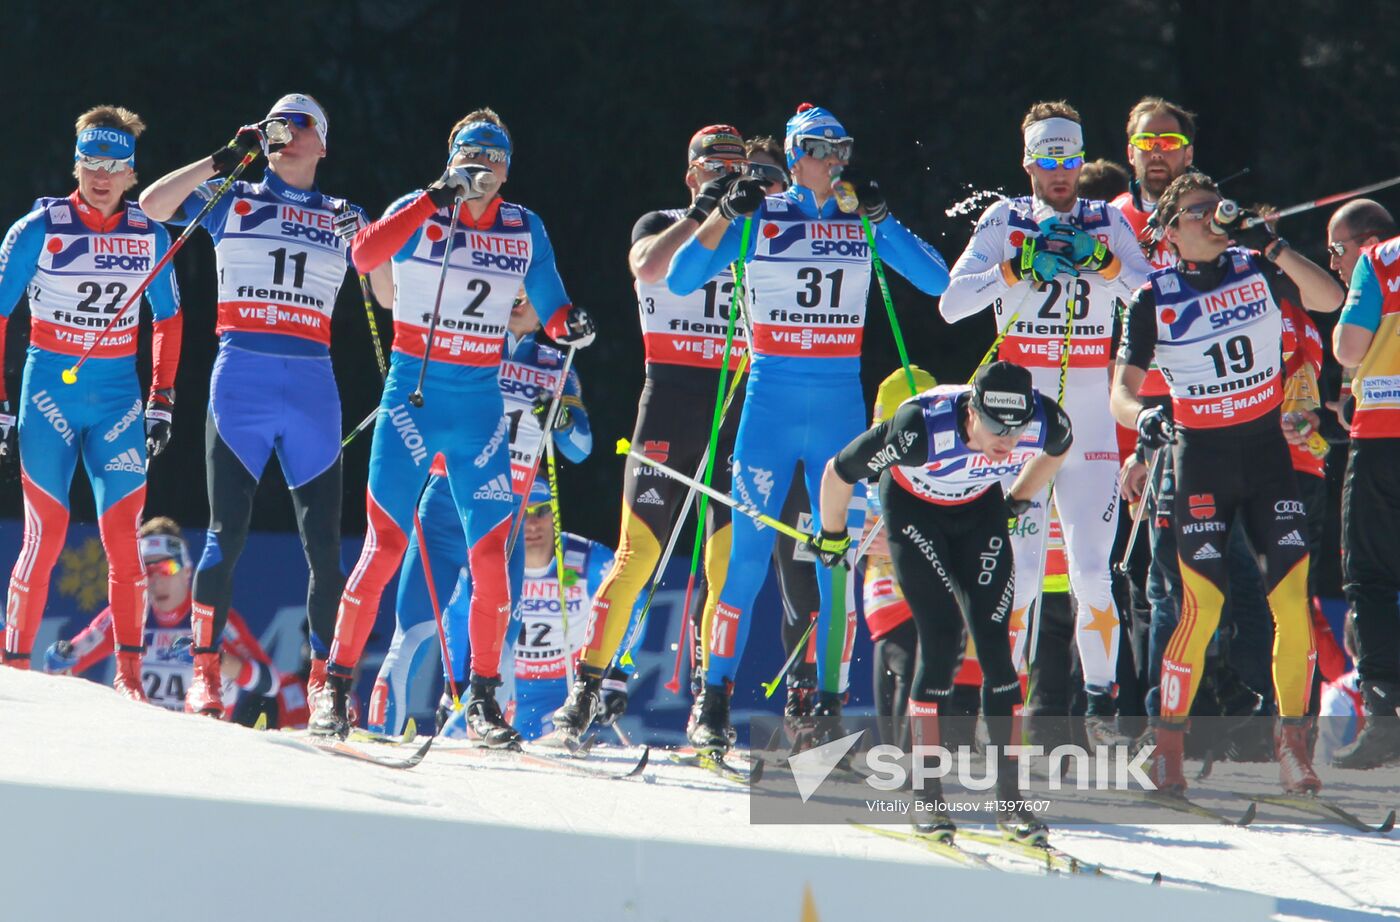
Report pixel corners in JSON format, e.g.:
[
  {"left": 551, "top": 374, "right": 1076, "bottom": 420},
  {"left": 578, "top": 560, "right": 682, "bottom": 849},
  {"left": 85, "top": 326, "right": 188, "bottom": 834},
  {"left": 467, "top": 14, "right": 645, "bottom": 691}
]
[
  {"left": 77, "top": 156, "right": 132, "bottom": 173},
  {"left": 1032, "top": 154, "right": 1085, "bottom": 171},
  {"left": 690, "top": 157, "right": 747, "bottom": 176},
  {"left": 973, "top": 403, "right": 1030, "bottom": 438},
  {"left": 796, "top": 136, "right": 854, "bottom": 162},
  {"left": 273, "top": 111, "right": 317, "bottom": 130},
  {"left": 1327, "top": 236, "right": 1367, "bottom": 258},
  {"left": 525, "top": 501, "right": 553, "bottom": 516},
  {"left": 1172, "top": 200, "right": 1221, "bottom": 224},
  {"left": 452, "top": 143, "right": 509, "bottom": 164},
  {"left": 145, "top": 557, "right": 184, "bottom": 577},
  {"left": 1129, "top": 132, "right": 1191, "bottom": 152},
  {"left": 746, "top": 161, "right": 790, "bottom": 190}
]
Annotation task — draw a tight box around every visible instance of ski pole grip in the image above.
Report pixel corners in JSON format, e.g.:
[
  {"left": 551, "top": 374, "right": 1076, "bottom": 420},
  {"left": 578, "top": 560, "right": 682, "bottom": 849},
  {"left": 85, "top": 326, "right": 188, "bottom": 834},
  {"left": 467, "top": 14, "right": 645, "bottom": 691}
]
[{"left": 616, "top": 438, "right": 631, "bottom": 455}]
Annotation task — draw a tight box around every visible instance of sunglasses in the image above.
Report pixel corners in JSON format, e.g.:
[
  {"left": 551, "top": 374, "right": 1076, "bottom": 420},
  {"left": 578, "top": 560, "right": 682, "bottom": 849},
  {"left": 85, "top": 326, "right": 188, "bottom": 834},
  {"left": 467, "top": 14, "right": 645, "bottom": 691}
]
[
  {"left": 1172, "top": 200, "right": 1221, "bottom": 224},
  {"left": 145, "top": 557, "right": 184, "bottom": 577},
  {"left": 78, "top": 156, "right": 132, "bottom": 173},
  {"left": 1129, "top": 132, "right": 1191, "bottom": 152},
  {"left": 1327, "top": 236, "right": 1367, "bottom": 258},
  {"left": 746, "top": 161, "right": 790, "bottom": 190},
  {"left": 273, "top": 112, "right": 317, "bottom": 130},
  {"left": 453, "top": 143, "right": 509, "bottom": 164},
  {"left": 1032, "top": 154, "right": 1085, "bottom": 171},
  {"left": 690, "top": 157, "right": 747, "bottom": 175},
  {"left": 796, "top": 136, "right": 854, "bottom": 162},
  {"left": 525, "top": 501, "right": 553, "bottom": 516}
]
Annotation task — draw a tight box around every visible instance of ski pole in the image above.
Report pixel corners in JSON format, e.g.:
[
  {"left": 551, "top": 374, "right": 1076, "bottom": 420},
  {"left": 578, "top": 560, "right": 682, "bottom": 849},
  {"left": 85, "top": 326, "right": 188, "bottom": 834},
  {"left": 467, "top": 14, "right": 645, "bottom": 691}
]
[
  {"left": 62, "top": 151, "right": 261, "bottom": 384},
  {"left": 506, "top": 344, "right": 578, "bottom": 557},
  {"left": 762, "top": 617, "right": 816, "bottom": 697},
  {"left": 341, "top": 406, "right": 379, "bottom": 448},
  {"left": 667, "top": 218, "right": 753, "bottom": 692},
  {"left": 1114, "top": 446, "right": 1164, "bottom": 576},
  {"left": 334, "top": 203, "right": 388, "bottom": 380},
  {"left": 616, "top": 439, "right": 813, "bottom": 544},
  {"left": 544, "top": 434, "right": 574, "bottom": 687},
  {"left": 859, "top": 214, "right": 918, "bottom": 397},
  {"left": 408, "top": 194, "right": 465, "bottom": 407},
  {"left": 854, "top": 515, "right": 885, "bottom": 562},
  {"left": 1242, "top": 174, "right": 1400, "bottom": 228},
  {"left": 411, "top": 465, "right": 462, "bottom": 711}
]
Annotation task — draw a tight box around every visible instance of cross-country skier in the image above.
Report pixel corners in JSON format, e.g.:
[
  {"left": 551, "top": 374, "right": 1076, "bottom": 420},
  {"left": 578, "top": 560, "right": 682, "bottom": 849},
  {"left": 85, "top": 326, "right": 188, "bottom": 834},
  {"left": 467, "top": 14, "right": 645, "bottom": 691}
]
[
  {"left": 940, "top": 100, "right": 1154, "bottom": 745},
  {"left": 367, "top": 292, "right": 592, "bottom": 737},
  {"left": 0, "top": 105, "right": 181, "bottom": 700},
  {"left": 817, "top": 361, "right": 1073, "bottom": 843},
  {"left": 1111, "top": 171, "right": 1343, "bottom": 793},
  {"left": 665, "top": 103, "right": 950, "bottom": 752},
  {"left": 43, "top": 517, "right": 306, "bottom": 725},
  {"left": 138, "top": 94, "right": 388, "bottom": 717},
  {"left": 312, "top": 108, "right": 593, "bottom": 741}
]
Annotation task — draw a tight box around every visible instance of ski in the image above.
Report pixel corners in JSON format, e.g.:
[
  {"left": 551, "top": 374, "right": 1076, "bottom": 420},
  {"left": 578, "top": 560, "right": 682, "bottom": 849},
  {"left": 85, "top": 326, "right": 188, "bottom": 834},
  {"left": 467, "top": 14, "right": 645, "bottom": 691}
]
[
  {"left": 1249, "top": 795, "right": 1396, "bottom": 834},
  {"left": 850, "top": 823, "right": 996, "bottom": 870},
  {"left": 667, "top": 749, "right": 751, "bottom": 784},
  {"left": 1111, "top": 790, "right": 1257, "bottom": 826},
  {"left": 439, "top": 740, "right": 650, "bottom": 780},
  {"left": 311, "top": 734, "right": 436, "bottom": 770},
  {"left": 954, "top": 829, "right": 1103, "bottom": 876},
  {"left": 349, "top": 718, "right": 418, "bottom": 746}
]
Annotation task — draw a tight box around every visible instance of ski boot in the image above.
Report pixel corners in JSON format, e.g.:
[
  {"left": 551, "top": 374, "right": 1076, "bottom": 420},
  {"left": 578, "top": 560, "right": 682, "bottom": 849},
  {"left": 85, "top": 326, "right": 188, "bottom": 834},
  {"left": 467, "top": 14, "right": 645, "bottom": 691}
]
[
  {"left": 1147, "top": 721, "right": 1188, "bottom": 795},
  {"left": 0, "top": 650, "right": 28, "bottom": 669},
  {"left": 308, "top": 674, "right": 352, "bottom": 739},
  {"left": 784, "top": 676, "right": 816, "bottom": 719},
  {"left": 596, "top": 666, "right": 631, "bottom": 727},
  {"left": 185, "top": 651, "right": 224, "bottom": 717},
  {"left": 306, "top": 657, "right": 328, "bottom": 713},
  {"left": 112, "top": 648, "right": 147, "bottom": 703},
  {"left": 995, "top": 772, "right": 1048, "bottom": 845},
  {"left": 466, "top": 676, "right": 521, "bottom": 749},
  {"left": 1332, "top": 680, "right": 1400, "bottom": 769},
  {"left": 688, "top": 681, "right": 733, "bottom": 755},
  {"left": 910, "top": 776, "right": 956, "bottom": 842},
  {"left": 1276, "top": 717, "right": 1322, "bottom": 793},
  {"left": 551, "top": 670, "right": 603, "bottom": 744},
  {"left": 1084, "top": 687, "right": 1132, "bottom": 749}
]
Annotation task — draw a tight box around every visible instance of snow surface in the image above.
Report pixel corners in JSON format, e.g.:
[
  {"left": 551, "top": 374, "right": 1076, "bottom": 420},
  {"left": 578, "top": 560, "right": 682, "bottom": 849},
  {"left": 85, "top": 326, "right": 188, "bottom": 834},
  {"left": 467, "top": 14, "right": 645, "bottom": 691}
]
[{"left": 0, "top": 667, "right": 1396, "bottom": 921}]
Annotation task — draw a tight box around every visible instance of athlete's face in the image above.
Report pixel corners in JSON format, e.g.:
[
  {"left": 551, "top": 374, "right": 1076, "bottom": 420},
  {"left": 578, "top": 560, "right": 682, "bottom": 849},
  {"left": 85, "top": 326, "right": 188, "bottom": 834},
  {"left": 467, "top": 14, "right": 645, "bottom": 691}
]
[
  {"left": 793, "top": 151, "right": 844, "bottom": 192},
  {"left": 1026, "top": 159, "right": 1081, "bottom": 213},
  {"left": 147, "top": 562, "right": 191, "bottom": 617},
  {"left": 1326, "top": 214, "right": 1373, "bottom": 285},
  {"left": 966, "top": 411, "right": 1021, "bottom": 461},
  {"left": 1166, "top": 189, "right": 1229, "bottom": 262},
  {"left": 508, "top": 292, "right": 540, "bottom": 336},
  {"left": 266, "top": 113, "right": 326, "bottom": 167},
  {"left": 747, "top": 150, "right": 788, "bottom": 196},
  {"left": 523, "top": 505, "right": 555, "bottom": 552},
  {"left": 1127, "top": 111, "right": 1193, "bottom": 200},
  {"left": 75, "top": 159, "right": 135, "bottom": 215},
  {"left": 685, "top": 157, "right": 745, "bottom": 199},
  {"left": 451, "top": 145, "right": 510, "bottom": 191}
]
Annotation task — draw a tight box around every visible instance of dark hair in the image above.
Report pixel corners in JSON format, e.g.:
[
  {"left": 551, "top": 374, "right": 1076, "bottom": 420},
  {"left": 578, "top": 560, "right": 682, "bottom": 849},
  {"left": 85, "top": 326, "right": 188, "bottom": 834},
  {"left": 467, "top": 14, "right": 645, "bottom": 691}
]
[
  {"left": 1125, "top": 96, "right": 1197, "bottom": 142},
  {"left": 1077, "top": 159, "right": 1130, "bottom": 201},
  {"left": 139, "top": 515, "right": 182, "bottom": 540},
  {"left": 1157, "top": 171, "right": 1219, "bottom": 228},
  {"left": 1021, "top": 100, "right": 1081, "bottom": 131},
  {"left": 744, "top": 135, "right": 783, "bottom": 164}
]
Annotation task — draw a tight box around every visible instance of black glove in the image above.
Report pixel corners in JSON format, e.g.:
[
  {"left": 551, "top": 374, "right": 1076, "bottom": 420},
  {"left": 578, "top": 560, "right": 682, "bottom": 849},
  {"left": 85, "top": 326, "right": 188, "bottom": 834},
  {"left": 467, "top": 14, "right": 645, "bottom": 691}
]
[
  {"left": 331, "top": 206, "right": 364, "bottom": 246},
  {"left": 145, "top": 389, "right": 174, "bottom": 457},
  {"left": 837, "top": 167, "right": 887, "bottom": 223},
  {"left": 1005, "top": 495, "right": 1032, "bottom": 519},
  {"left": 1136, "top": 405, "right": 1176, "bottom": 450},
  {"left": 427, "top": 165, "right": 497, "bottom": 207},
  {"left": 806, "top": 527, "right": 851, "bottom": 569},
  {"left": 548, "top": 306, "right": 596, "bottom": 349},
  {"left": 1212, "top": 200, "right": 1277, "bottom": 251},
  {"left": 684, "top": 173, "right": 741, "bottom": 224},
  {"left": 532, "top": 392, "right": 573, "bottom": 431},
  {"left": 0, "top": 398, "right": 16, "bottom": 461},
  {"left": 210, "top": 125, "right": 272, "bottom": 176},
  {"left": 596, "top": 667, "right": 630, "bottom": 727},
  {"left": 717, "top": 178, "right": 767, "bottom": 221}
]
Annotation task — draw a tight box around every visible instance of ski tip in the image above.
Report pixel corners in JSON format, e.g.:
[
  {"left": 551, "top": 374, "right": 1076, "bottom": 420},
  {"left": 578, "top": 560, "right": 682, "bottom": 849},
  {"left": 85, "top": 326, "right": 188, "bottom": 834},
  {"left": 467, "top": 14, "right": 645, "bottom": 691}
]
[
  {"left": 1238, "top": 802, "right": 1258, "bottom": 826},
  {"left": 615, "top": 438, "right": 631, "bottom": 455},
  {"left": 627, "top": 746, "right": 651, "bottom": 777},
  {"left": 252, "top": 712, "right": 268, "bottom": 732},
  {"left": 750, "top": 758, "right": 765, "bottom": 784},
  {"left": 1152, "top": 872, "right": 1163, "bottom": 886},
  {"left": 403, "top": 717, "right": 417, "bottom": 742},
  {"left": 408, "top": 735, "right": 436, "bottom": 761},
  {"left": 1378, "top": 810, "right": 1396, "bottom": 834}
]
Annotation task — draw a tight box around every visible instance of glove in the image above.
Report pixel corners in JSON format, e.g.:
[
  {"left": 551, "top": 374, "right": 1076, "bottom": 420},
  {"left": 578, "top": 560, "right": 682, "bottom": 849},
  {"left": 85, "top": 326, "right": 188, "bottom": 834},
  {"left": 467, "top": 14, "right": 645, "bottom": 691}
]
[
  {"left": 684, "top": 172, "right": 741, "bottom": 223},
  {"left": 1009, "top": 236, "right": 1077, "bottom": 283},
  {"left": 717, "top": 178, "right": 767, "bottom": 220},
  {"left": 331, "top": 207, "right": 363, "bottom": 245},
  {"left": 1136, "top": 405, "right": 1176, "bottom": 450},
  {"left": 1212, "top": 201, "right": 1277, "bottom": 252},
  {"left": 209, "top": 125, "right": 270, "bottom": 176},
  {"left": 807, "top": 528, "right": 851, "bottom": 569},
  {"left": 596, "top": 667, "right": 630, "bottom": 727},
  {"left": 1042, "top": 221, "right": 1113, "bottom": 272},
  {"left": 145, "top": 388, "right": 174, "bottom": 457},
  {"left": 547, "top": 306, "right": 596, "bottom": 349},
  {"left": 0, "top": 399, "right": 16, "bottom": 460},
  {"left": 532, "top": 392, "right": 572, "bottom": 431},
  {"left": 427, "top": 164, "right": 496, "bottom": 207},
  {"left": 837, "top": 167, "right": 887, "bottom": 223},
  {"left": 43, "top": 639, "right": 77, "bottom": 674}
]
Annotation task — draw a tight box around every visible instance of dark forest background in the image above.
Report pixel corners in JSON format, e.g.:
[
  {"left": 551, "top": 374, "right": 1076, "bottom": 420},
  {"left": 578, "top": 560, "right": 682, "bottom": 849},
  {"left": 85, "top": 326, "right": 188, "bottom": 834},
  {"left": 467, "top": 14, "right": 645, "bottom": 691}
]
[{"left": 1, "top": 0, "right": 1396, "bottom": 591}]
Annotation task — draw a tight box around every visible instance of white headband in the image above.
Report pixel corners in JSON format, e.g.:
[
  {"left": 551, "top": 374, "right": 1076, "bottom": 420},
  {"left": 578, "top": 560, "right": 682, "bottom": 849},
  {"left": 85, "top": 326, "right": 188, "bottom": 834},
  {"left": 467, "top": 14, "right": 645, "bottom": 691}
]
[{"left": 1023, "top": 117, "right": 1083, "bottom": 164}]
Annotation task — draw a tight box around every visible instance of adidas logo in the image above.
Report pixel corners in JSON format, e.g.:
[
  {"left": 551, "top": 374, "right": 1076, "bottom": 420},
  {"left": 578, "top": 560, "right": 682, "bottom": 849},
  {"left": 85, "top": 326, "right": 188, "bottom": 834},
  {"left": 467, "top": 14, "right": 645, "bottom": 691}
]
[
  {"left": 104, "top": 447, "right": 145, "bottom": 474},
  {"left": 473, "top": 473, "right": 513, "bottom": 502},
  {"left": 1193, "top": 542, "right": 1221, "bottom": 561},
  {"left": 1279, "top": 530, "right": 1305, "bottom": 547},
  {"left": 637, "top": 488, "right": 664, "bottom": 506}
]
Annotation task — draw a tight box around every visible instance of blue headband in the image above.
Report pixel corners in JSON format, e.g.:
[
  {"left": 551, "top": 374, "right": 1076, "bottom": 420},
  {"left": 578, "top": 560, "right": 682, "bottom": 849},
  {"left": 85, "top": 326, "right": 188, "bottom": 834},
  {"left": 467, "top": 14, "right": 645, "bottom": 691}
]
[
  {"left": 527, "top": 477, "right": 552, "bottom": 508},
  {"left": 449, "top": 121, "right": 511, "bottom": 167},
  {"left": 783, "top": 104, "right": 848, "bottom": 168},
  {"left": 75, "top": 127, "right": 136, "bottom": 166}
]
